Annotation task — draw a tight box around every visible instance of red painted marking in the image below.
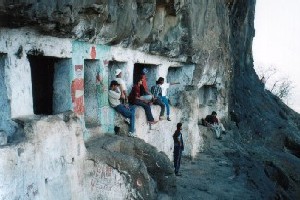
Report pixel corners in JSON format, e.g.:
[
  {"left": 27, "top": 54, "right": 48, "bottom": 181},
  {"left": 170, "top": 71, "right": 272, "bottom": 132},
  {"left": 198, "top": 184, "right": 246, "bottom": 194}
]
[
  {"left": 91, "top": 46, "right": 96, "bottom": 59},
  {"left": 71, "top": 78, "right": 84, "bottom": 115}
]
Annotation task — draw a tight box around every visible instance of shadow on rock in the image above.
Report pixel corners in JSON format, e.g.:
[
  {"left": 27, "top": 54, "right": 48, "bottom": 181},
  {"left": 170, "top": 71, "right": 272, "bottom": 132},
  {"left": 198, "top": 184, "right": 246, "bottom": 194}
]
[{"left": 85, "top": 134, "right": 176, "bottom": 199}]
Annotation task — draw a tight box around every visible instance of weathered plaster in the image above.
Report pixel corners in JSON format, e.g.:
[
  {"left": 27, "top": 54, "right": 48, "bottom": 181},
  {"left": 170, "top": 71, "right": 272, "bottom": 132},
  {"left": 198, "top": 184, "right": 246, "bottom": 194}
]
[
  {"left": 0, "top": 116, "right": 133, "bottom": 200},
  {"left": 0, "top": 28, "right": 72, "bottom": 118},
  {"left": 53, "top": 59, "right": 73, "bottom": 114},
  {"left": 0, "top": 27, "right": 227, "bottom": 161},
  {"left": 72, "top": 41, "right": 114, "bottom": 135},
  {"left": 0, "top": 53, "right": 17, "bottom": 138}
]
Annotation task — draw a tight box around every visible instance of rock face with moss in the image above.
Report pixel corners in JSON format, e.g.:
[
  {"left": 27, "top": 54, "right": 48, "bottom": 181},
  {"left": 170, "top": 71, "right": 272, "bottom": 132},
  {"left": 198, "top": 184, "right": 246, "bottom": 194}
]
[{"left": 0, "top": 0, "right": 300, "bottom": 199}]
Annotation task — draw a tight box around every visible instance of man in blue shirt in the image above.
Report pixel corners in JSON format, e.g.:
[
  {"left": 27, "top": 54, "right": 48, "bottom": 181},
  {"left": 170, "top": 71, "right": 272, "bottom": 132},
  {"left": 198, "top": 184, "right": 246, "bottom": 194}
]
[{"left": 173, "top": 123, "right": 184, "bottom": 176}]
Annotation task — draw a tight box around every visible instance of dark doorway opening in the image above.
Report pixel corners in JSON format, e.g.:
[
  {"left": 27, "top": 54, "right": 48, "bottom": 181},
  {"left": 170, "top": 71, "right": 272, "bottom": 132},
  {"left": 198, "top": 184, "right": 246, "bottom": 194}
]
[
  {"left": 133, "top": 63, "right": 158, "bottom": 90},
  {"left": 28, "top": 55, "right": 55, "bottom": 115},
  {"left": 156, "top": 0, "right": 176, "bottom": 16},
  {"left": 28, "top": 55, "right": 72, "bottom": 115},
  {"left": 166, "top": 65, "right": 194, "bottom": 106},
  {"left": 198, "top": 85, "right": 218, "bottom": 107}
]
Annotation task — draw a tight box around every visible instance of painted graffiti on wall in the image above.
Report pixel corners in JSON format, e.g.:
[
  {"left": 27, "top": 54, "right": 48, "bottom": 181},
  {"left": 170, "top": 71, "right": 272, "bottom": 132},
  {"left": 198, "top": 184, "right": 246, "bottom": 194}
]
[
  {"left": 71, "top": 65, "right": 84, "bottom": 115},
  {"left": 90, "top": 46, "right": 96, "bottom": 59},
  {"left": 72, "top": 41, "right": 115, "bottom": 135},
  {"left": 90, "top": 165, "right": 113, "bottom": 190},
  {"left": 87, "top": 164, "right": 126, "bottom": 199}
]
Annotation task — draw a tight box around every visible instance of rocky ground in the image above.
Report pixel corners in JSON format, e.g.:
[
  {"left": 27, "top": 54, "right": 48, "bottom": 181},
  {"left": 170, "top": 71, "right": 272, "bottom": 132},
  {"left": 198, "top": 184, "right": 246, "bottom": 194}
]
[
  {"left": 168, "top": 129, "right": 257, "bottom": 200},
  {"left": 85, "top": 118, "right": 300, "bottom": 200},
  {"left": 160, "top": 122, "right": 300, "bottom": 200}
]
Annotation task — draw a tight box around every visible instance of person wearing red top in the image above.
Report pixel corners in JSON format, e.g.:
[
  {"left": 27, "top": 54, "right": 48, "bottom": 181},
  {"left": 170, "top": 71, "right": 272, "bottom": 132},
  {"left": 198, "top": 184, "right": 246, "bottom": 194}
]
[
  {"left": 140, "top": 70, "right": 153, "bottom": 101},
  {"left": 129, "top": 77, "right": 157, "bottom": 124},
  {"left": 204, "top": 111, "right": 226, "bottom": 139}
]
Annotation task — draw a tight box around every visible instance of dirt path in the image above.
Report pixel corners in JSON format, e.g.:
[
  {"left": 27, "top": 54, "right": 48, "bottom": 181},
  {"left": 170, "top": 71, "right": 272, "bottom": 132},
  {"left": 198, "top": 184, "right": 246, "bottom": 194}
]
[{"left": 163, "top": 130, "right": 259, "bottom": 200}]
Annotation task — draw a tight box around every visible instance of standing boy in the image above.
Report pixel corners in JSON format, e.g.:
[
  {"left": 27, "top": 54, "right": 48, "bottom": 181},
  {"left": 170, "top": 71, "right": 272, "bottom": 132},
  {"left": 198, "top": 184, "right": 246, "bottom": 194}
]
[{"left": 173, "top": 123, "right": 184, "bottom": 176}]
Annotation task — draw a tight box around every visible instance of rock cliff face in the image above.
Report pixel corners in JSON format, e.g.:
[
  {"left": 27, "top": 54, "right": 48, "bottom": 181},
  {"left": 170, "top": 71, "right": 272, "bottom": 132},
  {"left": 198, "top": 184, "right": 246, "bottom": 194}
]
[
  {"left": 0, "top": 0, "right": 300, "bottom": 199},
  {"left": 227, "top": 1, "right": 300, "bottom": 198},
  {"left": 0, "top": 0, "right": 230, "bottom": 63}
]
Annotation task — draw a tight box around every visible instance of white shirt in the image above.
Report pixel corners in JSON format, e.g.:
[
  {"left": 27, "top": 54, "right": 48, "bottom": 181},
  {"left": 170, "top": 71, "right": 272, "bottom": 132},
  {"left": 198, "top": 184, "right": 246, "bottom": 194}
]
[
  {"left": 115, "top": 78, "right": 127, "bottom": 92},
  {"left": 108, "top": 90, "right": 121, "bottom": 107},
  {"left": 161, "top": 83, "right": 170, "bottom": 96}
]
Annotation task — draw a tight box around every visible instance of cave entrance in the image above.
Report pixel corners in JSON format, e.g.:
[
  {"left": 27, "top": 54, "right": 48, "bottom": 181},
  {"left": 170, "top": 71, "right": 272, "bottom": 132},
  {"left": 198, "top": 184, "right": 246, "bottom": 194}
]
[
  {"left": 133, "top": 63, "right": 158, "bottom": 90},
  {"left": 167, "top": 65, "right": 194, "bottom": 106},
  {"left": 28, "top": 55, "right": 72, "bottom": 115},
  {"left": 198, "top": 85, "right": 218, "bottom": 107},
  {"left": 156, "top": 0, "right": 176, "bottom": 16},
  {"left": 84, "top": 59, "right": 100, "bottom": 127}
]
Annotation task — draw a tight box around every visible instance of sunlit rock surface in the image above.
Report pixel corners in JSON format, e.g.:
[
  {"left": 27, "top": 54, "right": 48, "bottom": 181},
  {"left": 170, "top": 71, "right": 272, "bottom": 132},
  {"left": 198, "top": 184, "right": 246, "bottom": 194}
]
[{"left": 0, "top": 0, "right": 300, "bottom": 199}]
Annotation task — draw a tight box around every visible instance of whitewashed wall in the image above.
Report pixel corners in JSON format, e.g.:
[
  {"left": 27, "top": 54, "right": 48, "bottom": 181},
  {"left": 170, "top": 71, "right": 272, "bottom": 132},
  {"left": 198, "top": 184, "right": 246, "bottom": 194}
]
[
  {"left": 0, "top": 28, "right": 72, "bottom": 118},
  {"left": 0, "top": 28, "right": 229, "bottom": 199},
  {"left": 0, "top": 116, "right": 133, "bottom": 200}
]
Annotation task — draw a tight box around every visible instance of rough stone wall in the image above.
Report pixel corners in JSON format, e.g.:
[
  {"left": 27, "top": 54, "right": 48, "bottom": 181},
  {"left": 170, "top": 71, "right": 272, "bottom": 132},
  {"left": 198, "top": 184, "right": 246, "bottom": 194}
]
[
  {"left": 0, "top": 0, "right": 242, "bottom": 199},
  {"left": 0, "top": 114, "right": 153, "bottom": 199},
  {"left": 0, "top": 0, "right": 231, "bottom": 119},
  {"left": 0, "top": 28, "right": 205, "bottom": 157},
  {"left": 227, "top": 1, "right": 300, "bottom": 198},
  {"left": 0, "top": 1, "right": 297, "bottom": 199},
  {"left": 53, "top": 59, "right": 73, "bottom": 114}
]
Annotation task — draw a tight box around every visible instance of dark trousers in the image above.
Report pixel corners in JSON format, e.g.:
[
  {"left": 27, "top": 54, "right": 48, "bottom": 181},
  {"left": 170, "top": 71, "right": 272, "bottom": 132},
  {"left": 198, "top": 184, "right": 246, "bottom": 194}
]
[
  {"left": 153, "top": 97, "right": 165, "bottom": 117},
  {"left": 134, "top": 99, "right": 154, "bottom": 121},
  {"left": 173, "top": 145, "right": 182, "bottom": 174}
]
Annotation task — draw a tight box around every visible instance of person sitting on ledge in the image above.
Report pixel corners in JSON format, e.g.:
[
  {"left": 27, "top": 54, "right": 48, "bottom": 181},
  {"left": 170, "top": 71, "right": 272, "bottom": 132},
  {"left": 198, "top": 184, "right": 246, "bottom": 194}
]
[
  {"left": 150, "top": 77, "right": 166, "bottom": 120},
  {"left": 140, "top": 68, "right": 153, "bottom": 102},
  {"left": 203, "top": 111, "right": 226, "bottom": 139},
  {"left": 128, "top": 77, "right": 158, "bottom": 125},
  {"left": 108, "top": 80, "right": 136, "bottom": 137}
]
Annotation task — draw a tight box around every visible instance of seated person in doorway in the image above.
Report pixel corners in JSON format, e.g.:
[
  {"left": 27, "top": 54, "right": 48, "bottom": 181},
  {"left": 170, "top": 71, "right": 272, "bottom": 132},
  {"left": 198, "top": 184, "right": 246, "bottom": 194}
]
[
  {"left": 160, "top": 78, "right": 180, "bottom": 121},
  {"left": 140, "top": 68, "right": 153, "bottom": 102},
  {"left": 128, "top": 77, "right": 158, "bottom": 125},
  {"left": 203, "top": 111, "right": 226, "bottom": 139},
  {"left": 108, "top": 80, "right": 136, "bottom": 137},
  {"left": 115, "top": 68, "right": 127, "bottom": 104},
  {"left": 150, "top": 77, "right": 166, "bottom": 120}
]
